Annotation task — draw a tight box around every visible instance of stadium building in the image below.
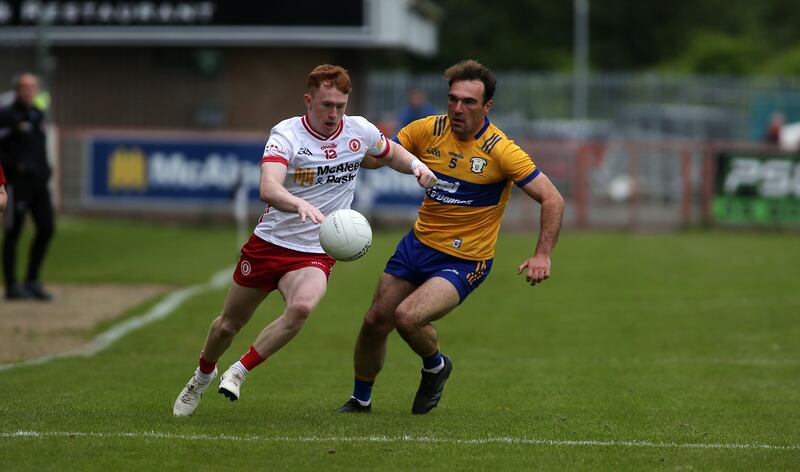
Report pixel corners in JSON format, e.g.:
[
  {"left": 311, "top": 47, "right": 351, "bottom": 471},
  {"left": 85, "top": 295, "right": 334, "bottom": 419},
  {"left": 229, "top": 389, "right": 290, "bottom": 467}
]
[
  {"left": 0, "top": 0, "right": 438, "bottom": 129},
  {"left": 0, "top": 0, "right": 439, "bottom": 218}
]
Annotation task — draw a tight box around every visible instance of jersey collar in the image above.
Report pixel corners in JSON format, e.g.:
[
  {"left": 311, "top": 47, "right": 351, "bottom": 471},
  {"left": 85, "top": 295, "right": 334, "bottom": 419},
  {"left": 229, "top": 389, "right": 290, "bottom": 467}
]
[
  {"left": 301, "top": 114, "right": 345, "bottom": 141},
  {"left": 473, "top": 116, "right": 490, "bottom": 140}
]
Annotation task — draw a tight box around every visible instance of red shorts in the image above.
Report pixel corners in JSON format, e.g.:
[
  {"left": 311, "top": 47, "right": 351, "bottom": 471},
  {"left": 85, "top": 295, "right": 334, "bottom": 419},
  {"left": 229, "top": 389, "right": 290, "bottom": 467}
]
[{"left": 233, "top": 234, "right": 336, "bottom": 292}]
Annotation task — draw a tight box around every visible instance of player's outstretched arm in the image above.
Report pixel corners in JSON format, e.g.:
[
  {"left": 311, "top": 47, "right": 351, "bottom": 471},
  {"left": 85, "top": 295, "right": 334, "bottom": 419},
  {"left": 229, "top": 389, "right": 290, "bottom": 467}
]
[
  {"left": 259, "top": 161, "right": 324, "bottom": 224},
  {"left": 360, "top": 154, "right": 387, "bottom": 169},
  {"left": 372, "top": 140, "right": 437, "bottom": 189},
  {"left": 517, "top": 173, "right": 564, "bottom": 286}
]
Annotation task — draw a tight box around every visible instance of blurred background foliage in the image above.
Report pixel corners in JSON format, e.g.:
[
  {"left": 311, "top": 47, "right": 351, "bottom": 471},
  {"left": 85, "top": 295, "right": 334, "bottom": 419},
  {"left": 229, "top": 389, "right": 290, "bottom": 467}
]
[{"left": 381, "top": 0, "right": 800, "bottom": 76}]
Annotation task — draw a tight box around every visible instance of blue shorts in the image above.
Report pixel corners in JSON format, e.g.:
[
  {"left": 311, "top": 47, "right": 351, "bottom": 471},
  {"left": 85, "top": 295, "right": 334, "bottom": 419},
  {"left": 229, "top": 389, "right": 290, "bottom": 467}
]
[{"left": 384, "top": 230, "right": 493, "bottom": 302}]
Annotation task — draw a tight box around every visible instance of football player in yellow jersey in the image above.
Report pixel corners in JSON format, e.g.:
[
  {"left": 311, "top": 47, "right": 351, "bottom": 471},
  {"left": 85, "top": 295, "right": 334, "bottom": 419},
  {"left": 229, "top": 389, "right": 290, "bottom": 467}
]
[{"left": 338, "top": 60, "right": 564, "bottom": 414}]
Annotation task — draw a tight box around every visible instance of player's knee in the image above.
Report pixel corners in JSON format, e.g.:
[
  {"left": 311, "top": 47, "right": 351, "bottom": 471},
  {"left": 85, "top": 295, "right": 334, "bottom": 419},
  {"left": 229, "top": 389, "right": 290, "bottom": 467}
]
[
  {"left": 285, "top": 299, "right": 315, "bottom": 323},
  {"left": 362, "top": 308, "right": 394, "bottom": 335},
  {"left": 214, "top": 316, "right": 244, "bottom": 338},
  {"left": 393, "top": 305, "right": 420, "bottom": 333}
]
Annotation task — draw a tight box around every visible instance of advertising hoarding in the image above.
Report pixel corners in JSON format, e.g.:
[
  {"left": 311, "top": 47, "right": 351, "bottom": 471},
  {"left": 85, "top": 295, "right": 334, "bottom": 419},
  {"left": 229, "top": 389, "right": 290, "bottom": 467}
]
[{"left": 713, "top": 152, "right": 800, "bottom": 225}]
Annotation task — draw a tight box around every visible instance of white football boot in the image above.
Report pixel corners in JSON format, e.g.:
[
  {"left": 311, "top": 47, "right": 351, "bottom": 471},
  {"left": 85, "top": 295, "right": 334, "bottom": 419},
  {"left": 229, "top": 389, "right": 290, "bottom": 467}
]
[
  {"left": 173, "top": 368, "right": 217, "bottom": 417},
  {"left": 218, "top": 366, "right": 247, "bottom": 401}
]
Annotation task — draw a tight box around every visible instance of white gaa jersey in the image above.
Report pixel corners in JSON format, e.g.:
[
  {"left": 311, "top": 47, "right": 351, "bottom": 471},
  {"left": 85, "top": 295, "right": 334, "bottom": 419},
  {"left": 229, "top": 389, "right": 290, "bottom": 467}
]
[{"left": 254, "top": 113, "right": 390, "bottom": 253}]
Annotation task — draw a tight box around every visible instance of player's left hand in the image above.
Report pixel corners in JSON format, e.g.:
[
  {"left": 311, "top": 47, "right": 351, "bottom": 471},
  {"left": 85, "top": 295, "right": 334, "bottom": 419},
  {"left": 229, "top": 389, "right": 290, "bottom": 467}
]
[
  {"left": 413, "top": 161, "right": 437, "bottom": 189},
  {"left": 518, "top": 254, "right": 551, "bottom": 286}
]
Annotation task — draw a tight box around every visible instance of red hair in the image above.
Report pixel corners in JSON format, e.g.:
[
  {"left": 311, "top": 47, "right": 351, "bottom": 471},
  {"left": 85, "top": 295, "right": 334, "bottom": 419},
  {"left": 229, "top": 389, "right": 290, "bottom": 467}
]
[{"left": 307, "top": 64, "right": 352, "bottom": 94}]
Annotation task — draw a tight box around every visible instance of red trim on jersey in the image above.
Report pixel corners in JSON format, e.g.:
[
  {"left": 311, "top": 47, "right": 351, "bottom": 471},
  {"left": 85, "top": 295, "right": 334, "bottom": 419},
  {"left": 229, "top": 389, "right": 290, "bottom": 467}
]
[
  {"left": 329, "top": 116, "right": 345, "bottom": 140},
  {"left": 301, "top": 115, "right": 323, "bottom": 139},
  {"left": 261, "top": 155, "right": 289, "bottom": 166},
  {"left": 301, "top": 114, "right": 344, "bottom": 141},
  {"left": 373, "top": 135, "right": 391, "bottom": 159}
]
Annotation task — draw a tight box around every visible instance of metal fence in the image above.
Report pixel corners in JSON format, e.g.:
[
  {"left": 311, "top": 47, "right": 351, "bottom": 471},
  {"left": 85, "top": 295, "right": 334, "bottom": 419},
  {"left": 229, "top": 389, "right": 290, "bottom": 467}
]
[
  {"left": 368, "top": 71, "right": 800, "bottom": 142},
  {"left": 43, "top": 71, "right": 800, "bottom": 230},
  {"left": 367, "top": 71, "right": 800, "bottom": 230}
]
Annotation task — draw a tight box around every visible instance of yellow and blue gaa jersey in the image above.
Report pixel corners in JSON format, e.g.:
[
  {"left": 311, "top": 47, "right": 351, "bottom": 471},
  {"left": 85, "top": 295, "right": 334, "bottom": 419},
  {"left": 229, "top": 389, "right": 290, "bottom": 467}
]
[{"left": 394, "top": 115, "right": 539, "bottom": 260}]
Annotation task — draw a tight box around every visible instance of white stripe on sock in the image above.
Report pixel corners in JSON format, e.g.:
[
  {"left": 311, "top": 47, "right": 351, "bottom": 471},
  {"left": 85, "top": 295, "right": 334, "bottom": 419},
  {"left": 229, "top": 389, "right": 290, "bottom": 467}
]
[
  {"left": 232, "top": 361, "right": 249, "bottom": 376},
  {"left": 353, "top": 397, "right": 371, "bottom": 407},
  {"left": 422, "top": 358, "right": 444, "bottom": 374},
  {"left": 195, "top": 368, "right": 215, "bottom": 383}
]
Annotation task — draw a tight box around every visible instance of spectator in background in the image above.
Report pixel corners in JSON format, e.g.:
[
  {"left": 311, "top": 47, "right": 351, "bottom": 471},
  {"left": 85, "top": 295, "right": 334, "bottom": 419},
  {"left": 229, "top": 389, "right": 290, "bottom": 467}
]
[
  {"left": 0, "top": 164, "right": 6, "bottom": 211},
  {"left": 397, "top": 87, "right": 436, "bottom": 128},
  {"left": 0, "top": 72, "right": 55, "bottom": 301},
  {"left": 763, "top": 111, "right": 785, "bottom": 145}
]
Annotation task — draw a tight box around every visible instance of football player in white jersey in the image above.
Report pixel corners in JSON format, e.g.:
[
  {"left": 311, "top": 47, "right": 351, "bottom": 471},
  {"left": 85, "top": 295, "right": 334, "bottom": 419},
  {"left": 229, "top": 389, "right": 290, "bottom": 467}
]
[{"left": 173, "top": 64, "right": 437, "bottom": 417}]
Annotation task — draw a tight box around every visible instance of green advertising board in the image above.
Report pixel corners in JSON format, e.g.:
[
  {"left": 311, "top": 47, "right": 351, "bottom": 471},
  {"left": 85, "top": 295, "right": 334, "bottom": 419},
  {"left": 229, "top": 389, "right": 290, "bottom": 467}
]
[{"left": 713, "top": 152, "right": 800, "bottom": 225}]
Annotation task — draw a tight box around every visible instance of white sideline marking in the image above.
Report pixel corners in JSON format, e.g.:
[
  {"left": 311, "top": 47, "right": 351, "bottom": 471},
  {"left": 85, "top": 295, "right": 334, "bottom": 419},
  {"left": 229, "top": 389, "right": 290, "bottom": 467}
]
[
  {"left": 0, "top": 268, "right": 232, "bottom": 372},
  {"left": 1, "top": 431, "right": 798, "bottom": 451}
]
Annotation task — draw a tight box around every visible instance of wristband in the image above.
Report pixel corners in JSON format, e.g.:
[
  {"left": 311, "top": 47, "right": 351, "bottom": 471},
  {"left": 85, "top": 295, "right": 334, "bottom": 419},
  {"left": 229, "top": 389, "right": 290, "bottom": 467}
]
[{"left": 410, "top": 158, "right": 422, "bottom": 172}]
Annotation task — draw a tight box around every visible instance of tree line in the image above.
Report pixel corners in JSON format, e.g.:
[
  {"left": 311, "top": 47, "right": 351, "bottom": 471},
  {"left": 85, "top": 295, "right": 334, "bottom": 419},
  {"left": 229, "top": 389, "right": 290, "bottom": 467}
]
[{"left": 389, "top": 0, "right": 800, "bottom": 76}]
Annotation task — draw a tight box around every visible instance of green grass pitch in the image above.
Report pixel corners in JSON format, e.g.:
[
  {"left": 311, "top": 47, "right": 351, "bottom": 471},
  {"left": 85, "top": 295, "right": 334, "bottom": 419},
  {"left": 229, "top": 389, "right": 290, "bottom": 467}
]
[{"left": 1, "top": 217, "right": 799, "bottom": 470}]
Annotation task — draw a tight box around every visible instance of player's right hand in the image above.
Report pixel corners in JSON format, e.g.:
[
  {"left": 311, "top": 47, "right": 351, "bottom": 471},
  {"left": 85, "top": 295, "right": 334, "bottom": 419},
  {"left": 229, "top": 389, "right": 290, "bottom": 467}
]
[
  {"left": 517, "top": 255, "right": 551, "bottom": 286},
  {"left": 297, "top": 200, "right": 324, "bottom": 224},
  {"left": 412, "top": 160, "right": 437, "bottom": 189}
]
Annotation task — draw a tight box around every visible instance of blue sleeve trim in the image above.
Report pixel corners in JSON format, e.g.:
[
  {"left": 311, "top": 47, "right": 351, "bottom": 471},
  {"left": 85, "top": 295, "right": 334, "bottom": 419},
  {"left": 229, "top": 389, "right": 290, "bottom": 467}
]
[{"left": 515, "top": 168, "right": 540, "bottom": 187}]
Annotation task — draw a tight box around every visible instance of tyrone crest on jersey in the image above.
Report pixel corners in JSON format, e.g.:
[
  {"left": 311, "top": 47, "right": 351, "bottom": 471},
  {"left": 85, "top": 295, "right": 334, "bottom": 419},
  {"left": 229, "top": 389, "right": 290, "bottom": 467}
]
[{"left": 349, "top": 138, "right": 361, "bottom": 152}]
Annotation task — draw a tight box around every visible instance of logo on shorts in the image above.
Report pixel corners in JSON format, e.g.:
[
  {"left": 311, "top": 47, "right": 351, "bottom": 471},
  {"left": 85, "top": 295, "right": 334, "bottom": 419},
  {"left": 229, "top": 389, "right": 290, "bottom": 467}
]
[
  {"left": 240, "top": 260, "right": 252, "bottom": 276},
  {"left": 349, "top": 139, "right": 361, "bottom": 152},
  {"left": 452, "top": 238, "right": 463, "bottom": 249}
]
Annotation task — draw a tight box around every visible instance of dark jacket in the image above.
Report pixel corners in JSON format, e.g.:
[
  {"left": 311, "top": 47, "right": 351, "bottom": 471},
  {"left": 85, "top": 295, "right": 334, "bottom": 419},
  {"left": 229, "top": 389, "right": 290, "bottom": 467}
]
[{"left": 0, "top": 98, "right": 51, "bottom": 185}]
